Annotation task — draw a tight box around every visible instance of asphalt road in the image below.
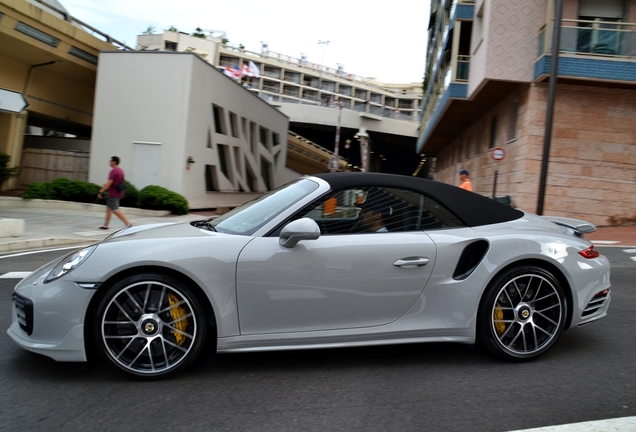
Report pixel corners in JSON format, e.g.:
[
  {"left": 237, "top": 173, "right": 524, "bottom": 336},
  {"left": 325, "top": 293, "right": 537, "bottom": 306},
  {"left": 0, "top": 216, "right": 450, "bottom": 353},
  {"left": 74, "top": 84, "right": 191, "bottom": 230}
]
[{"left": 0, "top": 247, "right": 634, "bottom": 432}]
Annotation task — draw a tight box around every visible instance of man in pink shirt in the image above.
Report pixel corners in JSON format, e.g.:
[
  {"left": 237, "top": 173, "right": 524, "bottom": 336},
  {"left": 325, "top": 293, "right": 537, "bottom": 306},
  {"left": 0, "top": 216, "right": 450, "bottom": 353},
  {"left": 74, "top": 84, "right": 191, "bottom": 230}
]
[{"left": 97, "top": 156, "right": 131, "bottom": 229}]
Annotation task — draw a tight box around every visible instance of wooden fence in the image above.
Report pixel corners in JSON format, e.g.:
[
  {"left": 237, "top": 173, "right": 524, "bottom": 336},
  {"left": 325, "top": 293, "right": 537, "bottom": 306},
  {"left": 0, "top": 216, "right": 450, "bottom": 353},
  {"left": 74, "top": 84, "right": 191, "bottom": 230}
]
[{"left": 18, "top": 148, "right": 89, "bottom": 188}]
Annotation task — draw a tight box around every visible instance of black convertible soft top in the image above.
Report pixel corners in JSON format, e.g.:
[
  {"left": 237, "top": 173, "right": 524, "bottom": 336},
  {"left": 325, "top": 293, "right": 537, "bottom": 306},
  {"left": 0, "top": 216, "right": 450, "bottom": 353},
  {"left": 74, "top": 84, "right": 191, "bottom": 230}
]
[{"left": 312, "top": 172, "right": 524, "bottom": 227}]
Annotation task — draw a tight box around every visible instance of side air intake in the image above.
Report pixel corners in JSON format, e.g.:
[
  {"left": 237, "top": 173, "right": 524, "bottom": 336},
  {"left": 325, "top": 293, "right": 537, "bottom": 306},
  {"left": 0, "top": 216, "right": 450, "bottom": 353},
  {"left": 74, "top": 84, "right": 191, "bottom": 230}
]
[{"left": 453, "top": 240, "right": 489, "bottom": 280}]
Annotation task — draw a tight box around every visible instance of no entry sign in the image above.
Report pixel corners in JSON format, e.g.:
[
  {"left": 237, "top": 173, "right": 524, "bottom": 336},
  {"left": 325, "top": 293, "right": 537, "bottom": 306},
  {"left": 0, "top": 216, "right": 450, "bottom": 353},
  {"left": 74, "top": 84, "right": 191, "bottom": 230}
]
[{"left": 491, "top": 147, "right": 505, "bottom": 161}]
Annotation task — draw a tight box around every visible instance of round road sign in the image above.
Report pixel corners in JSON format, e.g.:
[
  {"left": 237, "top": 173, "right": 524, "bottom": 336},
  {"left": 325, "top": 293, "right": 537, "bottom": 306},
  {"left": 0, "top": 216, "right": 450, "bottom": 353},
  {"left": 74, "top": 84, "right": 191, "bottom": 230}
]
[{"left": 491, "top": 147, "right": 505, "bottom": 161}]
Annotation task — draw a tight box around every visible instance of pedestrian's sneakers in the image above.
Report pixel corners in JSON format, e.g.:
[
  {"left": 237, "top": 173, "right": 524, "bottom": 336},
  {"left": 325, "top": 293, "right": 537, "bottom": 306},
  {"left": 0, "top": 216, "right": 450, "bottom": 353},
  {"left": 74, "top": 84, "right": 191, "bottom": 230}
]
[{"left": 99, "top": 226, "right": 108, "bottom": 230}]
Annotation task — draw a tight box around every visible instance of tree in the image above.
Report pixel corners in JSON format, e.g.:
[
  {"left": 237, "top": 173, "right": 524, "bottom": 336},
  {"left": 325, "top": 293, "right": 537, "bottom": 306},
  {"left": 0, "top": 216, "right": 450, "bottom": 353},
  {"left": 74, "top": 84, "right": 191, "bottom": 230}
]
[
  {"left": 192, "top": 27, "right": 206, "bottom": 38},
  {"left": 167, "top": 25, "right": 178, "bottom": 32},
  {"left": 222, "top": 38, "right": 229, "bottom": 45},
  {"left": 142, "top": 25, "right": 156, "bottom": 35}
]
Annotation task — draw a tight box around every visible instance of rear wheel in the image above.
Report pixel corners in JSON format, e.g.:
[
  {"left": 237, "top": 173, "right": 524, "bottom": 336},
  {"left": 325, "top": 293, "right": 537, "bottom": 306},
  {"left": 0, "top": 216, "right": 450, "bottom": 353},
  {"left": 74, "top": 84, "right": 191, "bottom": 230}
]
[
  {"left": 93, "top": 273, "right": 206, "bottom": 378},
  {"left": 478, "top": 265, "right": 566, "bottom": 360}
]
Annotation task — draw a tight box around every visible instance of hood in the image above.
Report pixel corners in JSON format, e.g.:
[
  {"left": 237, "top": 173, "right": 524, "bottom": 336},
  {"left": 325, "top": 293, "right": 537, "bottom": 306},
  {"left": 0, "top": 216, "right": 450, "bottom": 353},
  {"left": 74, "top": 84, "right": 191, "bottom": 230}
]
[{"left": 103, "top": 220, "right": 228, "bottom": 243}]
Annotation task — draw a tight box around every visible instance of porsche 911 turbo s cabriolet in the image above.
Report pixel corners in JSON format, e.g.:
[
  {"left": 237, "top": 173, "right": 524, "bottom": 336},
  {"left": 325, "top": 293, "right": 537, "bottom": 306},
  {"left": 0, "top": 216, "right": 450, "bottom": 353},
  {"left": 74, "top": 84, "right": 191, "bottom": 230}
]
[{"left": 8, "top": 172, "right": 611, "bottom": 378}]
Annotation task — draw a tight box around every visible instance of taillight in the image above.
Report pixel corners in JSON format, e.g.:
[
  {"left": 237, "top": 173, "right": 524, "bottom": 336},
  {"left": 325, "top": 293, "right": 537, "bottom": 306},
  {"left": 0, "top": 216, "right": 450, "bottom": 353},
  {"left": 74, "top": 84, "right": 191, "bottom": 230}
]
[{"left": 579, "top": 245, "right": 600, "bottom": 259}]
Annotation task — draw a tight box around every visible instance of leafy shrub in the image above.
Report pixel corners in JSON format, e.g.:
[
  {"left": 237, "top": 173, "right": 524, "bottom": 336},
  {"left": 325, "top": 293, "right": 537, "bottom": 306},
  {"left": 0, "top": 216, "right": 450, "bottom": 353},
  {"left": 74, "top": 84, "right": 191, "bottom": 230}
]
[
  {"left": 21, "top": 182, "right": 54, "bottom": 200},
  {"left": 0, "top": 153, "right": 19, "bottom": 185},
  {"left": 119, "top": 180, "right": 139, "bottom": 208},
  {"left": 50, "top": 178, "right": 102, "bottom": 203},
  {"left": 138, "top": 185, "right": 189, "bottom": 215}
]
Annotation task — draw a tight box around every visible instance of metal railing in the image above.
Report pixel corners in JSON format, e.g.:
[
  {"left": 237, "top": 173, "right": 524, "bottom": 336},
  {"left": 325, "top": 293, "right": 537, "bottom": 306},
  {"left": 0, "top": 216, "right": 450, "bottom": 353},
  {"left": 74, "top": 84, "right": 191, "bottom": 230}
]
[
  {"left": 220, "top": 45, "right": 422, "bottom": 96},
  {"left": 540, "top": 19, "right": 636, "bottom": 57}
]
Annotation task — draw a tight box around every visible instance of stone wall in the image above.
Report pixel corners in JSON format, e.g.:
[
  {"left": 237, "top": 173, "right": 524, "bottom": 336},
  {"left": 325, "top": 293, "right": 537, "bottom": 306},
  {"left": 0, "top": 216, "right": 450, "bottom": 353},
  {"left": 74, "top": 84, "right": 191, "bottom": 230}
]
[{"left": 433, "top": 83, "right": 636, "bottom": 227}]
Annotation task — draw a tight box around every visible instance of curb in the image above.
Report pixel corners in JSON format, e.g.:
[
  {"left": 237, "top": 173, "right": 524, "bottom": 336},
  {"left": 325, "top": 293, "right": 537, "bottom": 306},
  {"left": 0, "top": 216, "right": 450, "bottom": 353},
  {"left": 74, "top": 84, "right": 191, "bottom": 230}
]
[
  {"left": 0, "top": 237, "right": 102, "bottom": 254},
  {"left": 0, "top": 196, "right": 171, "bottom": 217}
]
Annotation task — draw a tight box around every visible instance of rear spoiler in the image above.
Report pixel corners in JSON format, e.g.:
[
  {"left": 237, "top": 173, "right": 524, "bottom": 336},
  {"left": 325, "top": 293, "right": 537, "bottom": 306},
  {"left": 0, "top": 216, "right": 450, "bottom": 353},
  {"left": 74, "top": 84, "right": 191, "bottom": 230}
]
[{"left": 542, "top": 216, "right": 596, "bottom": 234}]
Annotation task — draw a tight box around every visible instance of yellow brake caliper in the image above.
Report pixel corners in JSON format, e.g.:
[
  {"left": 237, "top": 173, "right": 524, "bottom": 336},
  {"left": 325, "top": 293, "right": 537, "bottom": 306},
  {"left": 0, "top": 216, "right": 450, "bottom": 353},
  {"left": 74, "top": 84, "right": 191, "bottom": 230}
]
[
  {"left": 494, "top": 303, "right": 506, "bottom": 335},
  {"left": 167, "top": 293, "right": 189, "bottom": 346}
]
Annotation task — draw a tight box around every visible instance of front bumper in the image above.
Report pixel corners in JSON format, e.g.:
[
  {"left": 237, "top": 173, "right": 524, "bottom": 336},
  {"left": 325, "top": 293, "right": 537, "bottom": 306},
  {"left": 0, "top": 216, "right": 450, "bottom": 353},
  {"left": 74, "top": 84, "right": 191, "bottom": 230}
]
[{"left": 7, "top": 263, "right": 95, "bottom": 362}]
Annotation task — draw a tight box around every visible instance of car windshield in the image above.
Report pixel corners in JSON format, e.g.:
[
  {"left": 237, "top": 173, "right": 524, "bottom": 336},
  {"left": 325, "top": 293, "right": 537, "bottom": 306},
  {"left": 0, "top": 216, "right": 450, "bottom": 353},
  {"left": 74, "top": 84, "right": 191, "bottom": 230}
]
[{"left": 210, "top": 178, "right": 320, "bottom": 235}]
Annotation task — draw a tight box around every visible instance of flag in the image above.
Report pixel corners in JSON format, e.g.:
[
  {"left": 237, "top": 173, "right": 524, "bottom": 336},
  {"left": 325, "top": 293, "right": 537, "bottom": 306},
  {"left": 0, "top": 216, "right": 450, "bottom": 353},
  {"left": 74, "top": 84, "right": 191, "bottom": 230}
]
[
  {"left": 249, "top": 61, "right": 260, "bottom": 78},
  {"left": 223, "top": 66, "right": 236, "bottom": 78},
  {"left": 241, "top": 63, "right": 251, "bottom": 77}
]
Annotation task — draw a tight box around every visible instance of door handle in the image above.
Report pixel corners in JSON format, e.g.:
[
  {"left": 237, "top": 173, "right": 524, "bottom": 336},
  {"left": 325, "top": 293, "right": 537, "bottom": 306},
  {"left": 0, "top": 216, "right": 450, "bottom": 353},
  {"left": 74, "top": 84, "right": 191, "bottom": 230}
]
[{"left": 393, "top": 257, "right": 430, "bottom": 268}]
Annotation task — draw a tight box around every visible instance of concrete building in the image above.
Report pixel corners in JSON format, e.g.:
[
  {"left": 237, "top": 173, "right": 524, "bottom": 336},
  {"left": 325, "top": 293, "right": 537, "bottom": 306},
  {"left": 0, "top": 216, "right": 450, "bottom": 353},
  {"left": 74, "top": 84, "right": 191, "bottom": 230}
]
[
  {"left": 418, "top": 0, "right": 636, "bottom": 226},
  {"left": 138, "top": 31, "right": 426, "bottom": 176},
  {"left": 90, "top": 51, "right": 295, "bottom": 208}
]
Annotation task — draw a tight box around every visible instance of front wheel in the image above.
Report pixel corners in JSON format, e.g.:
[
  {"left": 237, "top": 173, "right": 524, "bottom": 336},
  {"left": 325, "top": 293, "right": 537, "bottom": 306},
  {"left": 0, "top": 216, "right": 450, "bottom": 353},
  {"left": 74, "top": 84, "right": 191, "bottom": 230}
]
[
  {"left": 477, "top": 265, "right": 566, "bottom": 361},
  {"left": 93, "top": 273, "right": 207, "bottom": 378}
]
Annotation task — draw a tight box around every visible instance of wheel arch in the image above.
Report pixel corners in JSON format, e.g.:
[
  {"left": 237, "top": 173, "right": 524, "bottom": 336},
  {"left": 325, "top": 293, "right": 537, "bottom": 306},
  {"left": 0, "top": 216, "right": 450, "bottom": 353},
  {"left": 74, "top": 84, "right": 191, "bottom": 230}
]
[
  {"left": 83, "top": 265, "right": 218, "bottom": 361},
  {"left": 481, "top": 258, "right": 574, "bottom": 329}
]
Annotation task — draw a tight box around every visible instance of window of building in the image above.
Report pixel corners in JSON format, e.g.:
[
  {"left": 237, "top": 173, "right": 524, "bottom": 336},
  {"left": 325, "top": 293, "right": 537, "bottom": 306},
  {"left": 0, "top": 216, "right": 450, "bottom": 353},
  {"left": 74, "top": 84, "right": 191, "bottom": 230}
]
[
  {"left": 260, "top": 157, "right": 272, "bottom": 190},
  {"left": 465, "top": 134, "right": 471, "bottom": 160},
  {"left": 303, "top": 76, "right": 319, "bottom": 87},
  {"left": 303, "top": 89, "right": 318, "bottom": 102},
  {"left": 217, "top": 144, "right": 231, "bottom": 181},
  {"left": 385, "top": 97, "right": 395, "bottom": 108},
  {"left": 282, "top": 84, "right": 299, "bottom": 98},
  {"left": 205, "top": 165, "right": 218, "bottom": 191},
  {"left": 489, "top": 115, "right": 498, "bottom": 149},
  {"left": 272, "top": 133, "right": 280, "bottom": 148},
  {"left": 284, "top": 71, "right": 300, "bottom": 84},
  {"left": 212, "top": 104, "right": 226, "bottom": 135},
  {"left": 354, "top": 88, "right": 368, "bottom": 99},
  {"left": 245, "top": 157, "right": 256, "bottom": 191},
  {"left": 321, "top": 81, "right": 336, "bottom": 92},
  {"left": 263, "top": 66, "right": 281, "bottom": 79},
  {"left": 249, "top": 122, "right": 256, "bottom": 155},
  {"left": 507, "top": 102, "right": 519, "bottom": 142},
  {"left": 164, "top": 41, "right": 177, "bottom": 51},
  {"left": 260, "top": 126, "right": 270, "bottom": 150},
  {"left": 262, "top": 79, "right": 280, "bottom": 93},
  {"left": 475, "top": 125, "right": 482, "bottom": 155},
  {"left": 229, "top": 112, "right": 239, "bottom": 138},
  {"left": 370, "top": 93, "right": 382, "bottom": 103},
  {"left": 339, "top": 85, "right": 352, "bottom": 96}
]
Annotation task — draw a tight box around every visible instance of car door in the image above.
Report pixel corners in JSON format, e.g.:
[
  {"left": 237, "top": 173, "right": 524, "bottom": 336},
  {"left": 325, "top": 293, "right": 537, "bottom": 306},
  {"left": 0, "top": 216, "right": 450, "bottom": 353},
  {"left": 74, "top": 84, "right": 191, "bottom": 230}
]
[{"left": 235, "top": 185, "right": 438, "bottom": 335}]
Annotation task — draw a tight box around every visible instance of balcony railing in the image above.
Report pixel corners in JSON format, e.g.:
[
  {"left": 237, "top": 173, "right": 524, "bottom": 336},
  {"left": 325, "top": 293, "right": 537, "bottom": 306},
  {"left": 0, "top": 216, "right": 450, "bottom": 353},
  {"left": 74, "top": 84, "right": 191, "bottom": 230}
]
[{"left": 540, "top": 19, "right": 636, "bottom": 57}]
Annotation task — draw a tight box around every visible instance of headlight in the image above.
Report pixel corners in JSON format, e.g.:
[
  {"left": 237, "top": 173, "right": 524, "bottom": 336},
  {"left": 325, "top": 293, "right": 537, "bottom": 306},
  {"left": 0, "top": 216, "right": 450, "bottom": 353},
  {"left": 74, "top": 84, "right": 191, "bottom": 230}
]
[{"left": 45, "top": 245, "right": 97, "bottom": 282}]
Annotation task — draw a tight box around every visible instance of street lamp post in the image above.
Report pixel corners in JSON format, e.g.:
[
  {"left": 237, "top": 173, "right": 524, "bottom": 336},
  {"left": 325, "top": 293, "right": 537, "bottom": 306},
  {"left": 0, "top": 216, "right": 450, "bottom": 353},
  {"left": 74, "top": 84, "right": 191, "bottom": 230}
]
[{"left": 318, "top": 40, "right": 329, "bottom": 77}]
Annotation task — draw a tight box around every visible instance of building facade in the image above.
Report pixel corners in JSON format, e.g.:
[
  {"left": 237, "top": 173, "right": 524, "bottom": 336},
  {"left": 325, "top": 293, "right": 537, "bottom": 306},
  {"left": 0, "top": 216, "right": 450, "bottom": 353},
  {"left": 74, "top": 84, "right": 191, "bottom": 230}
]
[
  {"left": 90, "top": 51, "right": 295, "bottom": 209},
  {"left": 418, "top": 0, "right": 636, "bottom": 226}
]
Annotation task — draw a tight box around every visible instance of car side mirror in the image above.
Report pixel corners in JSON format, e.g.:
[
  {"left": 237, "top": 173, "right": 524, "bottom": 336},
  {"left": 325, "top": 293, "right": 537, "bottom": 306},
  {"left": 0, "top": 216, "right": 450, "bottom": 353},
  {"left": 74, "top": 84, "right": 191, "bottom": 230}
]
[{"left": 279, "top": 218, "right": 320, "bottom": 248}]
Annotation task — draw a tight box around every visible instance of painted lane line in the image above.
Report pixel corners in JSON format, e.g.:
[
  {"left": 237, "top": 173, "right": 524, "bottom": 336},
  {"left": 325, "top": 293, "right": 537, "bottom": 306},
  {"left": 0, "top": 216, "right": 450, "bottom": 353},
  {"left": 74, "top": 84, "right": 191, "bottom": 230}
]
[
  {"left": 592, "top": 240, "right": 620, "bottom": 245},
  {"left": 0, "top": 272, "right": 32, "bottom": 279},
  {"left": 631, "top": 257, "right": 636, "bottom": 262},
  {"left": 623, "top": 248, "right": 636, "bottom": 253}
]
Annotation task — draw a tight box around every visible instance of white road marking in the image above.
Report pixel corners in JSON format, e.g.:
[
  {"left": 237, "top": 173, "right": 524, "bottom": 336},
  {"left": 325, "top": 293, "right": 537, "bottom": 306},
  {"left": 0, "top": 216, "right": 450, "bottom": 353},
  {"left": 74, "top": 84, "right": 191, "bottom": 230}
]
[
  {"left": 631, "top": 257, "right": 636, "bottom": 262},
  {"left": 0, "top": 245, "right": 90, "bottom": 260},
  {"left": 623, "top": 248, "right": 636, "bottom": 253},
  {"left": 509, "top": 415, "right": 636, "bottom": 431},
  {"left": 592, "top": 240, "right": 620, "bottom": 245},
  {"left": 0, "top": 272, "right": 32, "bottom": 279}
]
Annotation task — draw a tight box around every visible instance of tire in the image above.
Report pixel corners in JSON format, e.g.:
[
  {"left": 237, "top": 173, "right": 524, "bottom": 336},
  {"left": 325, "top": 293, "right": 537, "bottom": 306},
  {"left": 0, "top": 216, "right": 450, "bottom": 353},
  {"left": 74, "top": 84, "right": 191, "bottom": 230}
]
[
  {"left": 93, "top": 273, "right": 207, "bottom": 379},
  {"left": 477, "top": 265, "right": 566, "bottom": 361}
]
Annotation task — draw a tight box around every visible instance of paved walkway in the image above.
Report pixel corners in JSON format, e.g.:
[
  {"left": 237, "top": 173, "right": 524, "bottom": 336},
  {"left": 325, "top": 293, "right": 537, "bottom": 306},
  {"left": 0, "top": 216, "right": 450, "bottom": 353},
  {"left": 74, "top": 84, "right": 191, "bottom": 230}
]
[{"left": 0, "top": 197, "right": 635, "bottom": 253}]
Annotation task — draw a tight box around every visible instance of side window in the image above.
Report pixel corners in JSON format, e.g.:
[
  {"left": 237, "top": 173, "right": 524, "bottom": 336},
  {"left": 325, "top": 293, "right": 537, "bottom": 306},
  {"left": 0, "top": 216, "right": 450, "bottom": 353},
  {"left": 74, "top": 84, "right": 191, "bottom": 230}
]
[{"left": 278, "top": 186, "right": 463, "bottom": 235}]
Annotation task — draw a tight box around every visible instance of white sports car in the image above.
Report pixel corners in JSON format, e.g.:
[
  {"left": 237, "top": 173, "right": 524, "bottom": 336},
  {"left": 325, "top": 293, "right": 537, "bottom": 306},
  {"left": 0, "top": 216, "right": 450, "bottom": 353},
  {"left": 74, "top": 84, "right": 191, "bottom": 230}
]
[{"left": 8, "top": 173, "right": 611, "bottom": 378}]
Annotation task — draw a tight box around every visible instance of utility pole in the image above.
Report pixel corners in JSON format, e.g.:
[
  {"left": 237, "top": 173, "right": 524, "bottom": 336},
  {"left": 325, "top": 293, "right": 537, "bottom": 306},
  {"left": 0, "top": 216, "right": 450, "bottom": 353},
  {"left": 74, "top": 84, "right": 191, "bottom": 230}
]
[{"left": 537, "top": 0, "right": 564, "bottom": 215}]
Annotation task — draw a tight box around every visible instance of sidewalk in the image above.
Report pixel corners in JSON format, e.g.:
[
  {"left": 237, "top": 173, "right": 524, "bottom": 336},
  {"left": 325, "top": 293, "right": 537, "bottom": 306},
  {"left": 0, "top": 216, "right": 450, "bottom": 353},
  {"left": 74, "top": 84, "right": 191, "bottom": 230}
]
[
  {"left": 0, "top": 197, "right": 204, "bottom": 253},
  {"left": 0, "top": 196, "right": 635, "bottom": 253}
]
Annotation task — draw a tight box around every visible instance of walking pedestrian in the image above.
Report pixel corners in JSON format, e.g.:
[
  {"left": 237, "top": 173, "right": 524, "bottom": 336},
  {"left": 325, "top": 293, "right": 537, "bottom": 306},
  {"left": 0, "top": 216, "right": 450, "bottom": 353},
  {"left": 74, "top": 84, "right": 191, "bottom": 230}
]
[
  {"left": 459, "top": 169, "right": 473, "bottom": 192},
  {"left": 97, "top": 156, "right": 132, "bottom": 229}
]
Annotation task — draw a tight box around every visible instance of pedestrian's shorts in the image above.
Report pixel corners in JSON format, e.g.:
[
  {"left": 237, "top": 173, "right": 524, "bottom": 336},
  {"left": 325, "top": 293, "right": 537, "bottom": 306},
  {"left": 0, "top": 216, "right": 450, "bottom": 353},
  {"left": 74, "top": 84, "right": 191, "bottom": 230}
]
[{"left": 106, "top": 197, "right": 120, "bottom": 211}]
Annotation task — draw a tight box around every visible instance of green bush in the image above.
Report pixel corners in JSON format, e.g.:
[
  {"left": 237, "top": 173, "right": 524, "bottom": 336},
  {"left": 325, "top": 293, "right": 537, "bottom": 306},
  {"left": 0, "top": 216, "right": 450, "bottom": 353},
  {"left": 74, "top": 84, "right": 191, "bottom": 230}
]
[
  {"left": 119, "top": 180, "right": 139, "bottom": 208},
  {"left": 21, "top": 182, "right": 54, "bottom": 200},
  {"left": 49, "top": 178, "right": 102, "bottom": 203},
  {"left": 0, "top": 153, "right": 19, "bottom": 185},
  {"left": 138, "top": 185, "right": 189, "bottom": 215}
]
